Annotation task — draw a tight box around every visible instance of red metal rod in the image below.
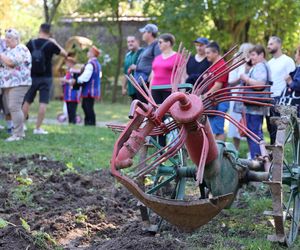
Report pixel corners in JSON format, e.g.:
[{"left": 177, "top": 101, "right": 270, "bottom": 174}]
[
  {"left": 207, "top": 97, "right": 273, "bottom": 107},
  {"left": 131, "top": 128, "right": 183, "bottom": 173},
  {"left": 195, "top": 125, "right": 209, "bottom": 185},
  {"left": 192, "top": 45, "right": 239, "bottom": 92},
  {"left": 136, "top": 129, "right": 186, "bottom": 178},
  {"left": 205, "top": 84, "right": 273, "bottom": 95},
  {"left": 170, "top": 42, "right": 182, "bottom": 85},
  {"left": 134, "top": 128, "right": 187, "bottom": 178},
  {"left": 127, "top": 75, "right": 158, "bottom": 106},
  {"left": 203, "top": 96, "right": 273, "bottom": 107},
  {"left": 204, "top": 110, "right": 261, "bottom": 143},
  {"left": 140, "top": 77, "right": 157, "bottom": 106},
  {"left": 194, "top": 59, "right": 246, "bottom": 96}
]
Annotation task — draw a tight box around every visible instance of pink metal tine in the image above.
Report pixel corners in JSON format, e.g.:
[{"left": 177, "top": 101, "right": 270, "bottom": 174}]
[
  {"left": 203, "top": 110, "right": 261, "bottom": 143},
  {"left": 194, "top": 58, "right": 246, "bottom": 96},
  {"left": 170, "top": 42, "right": 183, "bottom": 86},
  {"left": 192, "top": 45, "right": 239, "bottom": 93},
  {"left": 126, "top": 75, "right": 158, "bottom": 107},
  {"left": 193, "top": 58, "right": 245, "bottom": 96},
  {"left": 140, "top": 77, "right": 157, "bottom": 106},
  {"left": 195, "top": 125, "right": 209, "bottom": 186},
  {"left": 203, "top": 84, "right": 272, "bottom": 97},
  {"left": 134, "top": 128, "right": 187, "bottom": 178}
]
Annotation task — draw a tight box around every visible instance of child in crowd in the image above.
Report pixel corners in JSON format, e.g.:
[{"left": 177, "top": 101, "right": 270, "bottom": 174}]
[{"left": 60, "top": 56, "right": 81, "bottom": 124}]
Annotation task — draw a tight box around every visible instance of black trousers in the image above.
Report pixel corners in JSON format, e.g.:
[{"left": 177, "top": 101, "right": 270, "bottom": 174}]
[
  {"left": 129, "top": 93, "right": 138, "bottom": 102},
  {"left": 266, "top": 97, "right": 280, "bottom": 145},
  {"left": 82, "top": 97, "right": 96, "bottom": 126},
  {"left": 66, "top": 102, "right": 78, "bottom": 124},
  {"left": 151, "top": 90, "right": 171, "bottom": 147}
]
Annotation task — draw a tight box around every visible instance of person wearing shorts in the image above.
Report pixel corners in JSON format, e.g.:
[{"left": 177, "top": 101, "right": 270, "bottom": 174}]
[{"left": 23, "top": 23, "right": 67, "bottom": 134}]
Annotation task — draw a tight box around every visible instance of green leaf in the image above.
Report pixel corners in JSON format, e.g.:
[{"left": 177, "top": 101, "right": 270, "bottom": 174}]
[
  {"left": 0, "top": 218, "right": 8, "bottom": 229},
  {"left": 20, "top": 218, "right": 30, "bottom": 232}
]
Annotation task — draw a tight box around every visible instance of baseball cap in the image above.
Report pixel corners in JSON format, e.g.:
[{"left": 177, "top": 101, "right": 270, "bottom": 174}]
[
  {"left": 193, "top": 37, "right": 209, "bottom": 45},
  {"left": 139, "top": 24, "right": 158, "bottom": 34}
]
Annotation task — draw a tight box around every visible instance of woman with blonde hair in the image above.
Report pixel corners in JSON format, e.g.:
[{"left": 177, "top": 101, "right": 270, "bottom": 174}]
[
  {"left": 0, "top": 29, "right": 32, "bottom": 141},
  {"left": 228, "top": 43, "right": 254, "bottom": 150}
]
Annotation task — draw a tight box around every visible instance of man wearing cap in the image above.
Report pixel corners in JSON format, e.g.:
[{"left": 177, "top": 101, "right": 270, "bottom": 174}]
[
  {"left": 186, "top": 37, "right": 211, "bottom": 85},
  {"left": 76, "top": 46, "right": 101, "bottom": 126},
  {"left": 130, "top": 23, "right": 161, "bottom": 102},
  {"left": 23, "top": 23, "right": 67, "bottom": 135},
  {"left": 122, "top": 36, "right": 143, "bottom": 101}
]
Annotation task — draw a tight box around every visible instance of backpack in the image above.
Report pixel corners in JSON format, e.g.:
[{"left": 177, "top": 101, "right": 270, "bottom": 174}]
[{"left": 31, "top": 39, "right": 50, "bottom": 75}]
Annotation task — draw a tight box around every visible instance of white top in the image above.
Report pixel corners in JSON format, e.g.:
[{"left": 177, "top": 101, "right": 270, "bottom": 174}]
[
  {"left": 77, "top": 63, "right": 93, "bottom": 83},
  {"left": 228, "top": 64, "right": 246, "bottom": 84},
  {"left": 268, "top": 54, "right": 295, "bottom": 97}
]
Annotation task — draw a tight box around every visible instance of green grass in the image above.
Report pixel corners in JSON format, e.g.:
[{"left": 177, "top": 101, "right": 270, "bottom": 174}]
[
  {"left": 0, "top": 124, "right": 117, "bottom": 171},
  {"left": 29, "top": 100, "right": 131, "bottom": 123},
  {"left": 0, "top": 100, "right": 130, "bottom": 170}
]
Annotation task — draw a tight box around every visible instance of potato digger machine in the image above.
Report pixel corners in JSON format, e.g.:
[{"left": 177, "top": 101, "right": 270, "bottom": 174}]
[{"left": 108, "top": 45, "right": 300, "bottom": 247}]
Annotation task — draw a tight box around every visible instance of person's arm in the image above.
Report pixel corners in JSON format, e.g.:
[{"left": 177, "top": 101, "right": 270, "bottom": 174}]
[
  {"left": 149, "top": 70, "right": 154, "bottom": 90},
  {"left": 203, "top": 81, "right": 223, "bottom": 97},
  {"left": 122, "top": 76, "right": 127, "bottom": 96},
  {"left": 77, "top": 63, "right": 93, "bottom": 83},
  {"left": 240, "top": 73, "right": 266, "bottom": 87},
  {"left": 48, "top": 37, "right": 67, "bottom": 58},
  {"left": 0, "top": 53, "right": 14, "bottom": 67},
  {"left": 289, "top": 68, "right": 300, "bottom": 92}
]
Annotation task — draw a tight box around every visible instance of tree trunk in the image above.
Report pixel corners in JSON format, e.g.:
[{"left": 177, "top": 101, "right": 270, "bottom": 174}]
[
  {"left": 43, "top": 0, "right": 62, "bottom": 24},
  {"left": 43, "top": 0, "right": 50, "bottom": 23},
  {"left": 111, "top": 10, "right": 123, "bottom": 103}
]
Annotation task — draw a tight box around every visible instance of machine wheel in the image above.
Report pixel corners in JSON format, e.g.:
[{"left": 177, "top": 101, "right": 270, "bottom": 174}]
[{"left": 266, "top": 106, "right": 300, "bottom": 246}]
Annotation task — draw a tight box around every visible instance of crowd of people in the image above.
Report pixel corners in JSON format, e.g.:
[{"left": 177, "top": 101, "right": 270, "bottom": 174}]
[
  {"left": 122, "top": 24, "right": 300, "bottom": 159},
  {"left": 1, "top": 22, "right": 300, "bottom": 158},
  {"left": 0, "top": 23, "right": 102, "bottom": 141}
]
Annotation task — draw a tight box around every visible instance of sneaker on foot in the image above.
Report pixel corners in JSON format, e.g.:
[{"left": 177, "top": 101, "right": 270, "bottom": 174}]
[
  {"left": 5, "top": 135, "right": 23, "bottom": 142},
  {"left": 33, "top": 128, "right": 48, "bottom": 135}
]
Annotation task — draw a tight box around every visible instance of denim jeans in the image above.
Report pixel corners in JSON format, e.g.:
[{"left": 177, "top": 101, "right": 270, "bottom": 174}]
[{"left": 246, "top": 113, "right": 263, "bottom": 159}]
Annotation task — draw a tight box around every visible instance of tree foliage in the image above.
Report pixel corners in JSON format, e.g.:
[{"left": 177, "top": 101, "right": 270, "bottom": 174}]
[
  {"left": 144, "top": 0, "right": 300, "bottom": 53},
  {"left": 0, "top": 0, "right": 42, "bottom": 42},
  {"left": 79, "top": 0, "right": 138, "bottom": 102}
]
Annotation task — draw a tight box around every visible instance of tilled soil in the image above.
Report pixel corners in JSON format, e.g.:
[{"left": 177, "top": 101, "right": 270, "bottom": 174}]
[
  {"left": 0, "top": 155, "right": 272, "bottom": 250},
  {"left": 0, "top": 155, "right": 187, "bottom": 250}
]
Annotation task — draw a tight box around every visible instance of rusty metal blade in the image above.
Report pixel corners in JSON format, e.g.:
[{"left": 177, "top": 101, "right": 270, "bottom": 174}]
[{"left": 115, "top": 174, "right": 233, "bottom": 231}]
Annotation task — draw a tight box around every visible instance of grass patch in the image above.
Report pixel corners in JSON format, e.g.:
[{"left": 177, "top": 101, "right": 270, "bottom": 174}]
[
  {"left": 0, "top": 124, "right": 117, "bottom": 171},
  {"left": 28, "top": 100, "right": 131, "bottom": 123}
]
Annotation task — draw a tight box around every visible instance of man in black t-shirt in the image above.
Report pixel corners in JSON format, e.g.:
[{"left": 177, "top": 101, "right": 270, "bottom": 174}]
[
  {"left": 23, "top": 23, "right": 67, "bottom": 135},
  {"left": 186, "top": 37, "right": 211, "bottom": 85}
]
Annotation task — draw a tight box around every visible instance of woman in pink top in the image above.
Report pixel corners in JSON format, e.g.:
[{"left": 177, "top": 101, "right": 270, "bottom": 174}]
[{"left": 151, "top": 33, "right": 177, "bottom": 104}]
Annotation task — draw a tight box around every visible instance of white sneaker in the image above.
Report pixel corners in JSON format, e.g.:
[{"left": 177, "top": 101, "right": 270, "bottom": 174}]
[
  {"left": 5, "top": 135, "right": 23, "bottom": 142},
  {"left": 33, "top": 128, "right": 48, "bottom": 135}
]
